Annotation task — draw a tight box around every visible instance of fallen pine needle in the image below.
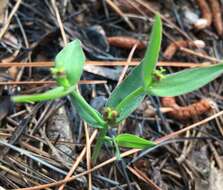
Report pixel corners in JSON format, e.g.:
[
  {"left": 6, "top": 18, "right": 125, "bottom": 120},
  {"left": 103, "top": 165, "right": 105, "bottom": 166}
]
[
  {"left": 16, "top": 110, "right": 223, "bottom": 190},
  {"left": 0, "top": 61, "right": 212, "bottom": 68},
  {"left": 0, "top": 80, "right": 107, "bottom": 86}
]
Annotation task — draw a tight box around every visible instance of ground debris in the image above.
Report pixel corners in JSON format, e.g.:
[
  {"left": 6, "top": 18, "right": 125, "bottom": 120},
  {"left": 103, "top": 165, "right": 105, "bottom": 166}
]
[{"left": 1, "top": 0, "right": 223, "bottom": 189}]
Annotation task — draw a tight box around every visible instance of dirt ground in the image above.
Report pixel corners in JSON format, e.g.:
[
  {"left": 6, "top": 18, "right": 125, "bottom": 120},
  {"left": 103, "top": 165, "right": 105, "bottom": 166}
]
[{"left": 1, "top": 0, "right": 223, "bottom": 189}]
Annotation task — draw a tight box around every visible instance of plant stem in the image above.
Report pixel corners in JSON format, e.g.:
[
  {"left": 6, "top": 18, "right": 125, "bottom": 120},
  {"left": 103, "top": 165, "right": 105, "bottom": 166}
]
[
  {"left": 112, "top": 136, "right": 121, "bottom": 160},
  {"left": 71, "top": 91, "right": 106, "bottom": 126},
  {"left": 115, "top": 86, "right": 145, "bottom": 112},
  {"left": 92, "top": 125, "right": 108, "bottom": 162}
]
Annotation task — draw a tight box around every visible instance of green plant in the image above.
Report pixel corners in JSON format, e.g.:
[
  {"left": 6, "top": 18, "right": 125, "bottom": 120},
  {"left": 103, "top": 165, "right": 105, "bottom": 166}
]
[{"left": 12, "top": 14, "right": 223, "bottom": 162}]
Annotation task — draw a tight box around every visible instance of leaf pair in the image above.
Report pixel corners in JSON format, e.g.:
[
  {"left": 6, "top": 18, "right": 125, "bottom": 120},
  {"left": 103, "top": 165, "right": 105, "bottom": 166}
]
[
  {"left": 13, "top": 40, "right": 104, "bottom": 128},
  {"left": 12, "top": 40, "right": 85, "bottom": 103},
  {"left": 55, "top": 40, "right": 105, "bottom": 127},
  {"left": 106, "top": 15, "right": 162, "bottom": 122},
  {"left": 12, "top": 15, "right": 223, "bottom": 131},
  {"left": 107, "top": 13, "right": 223, "bottom": 125},
  {"left": 55, "top": 40, "right": 85, "bottom": 86}
]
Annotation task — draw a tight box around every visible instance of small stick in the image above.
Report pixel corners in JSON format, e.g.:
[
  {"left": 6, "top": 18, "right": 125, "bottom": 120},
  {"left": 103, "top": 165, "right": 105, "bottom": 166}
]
[
  {"left": 207, "top": 140, "right": 223, "bottom": 169},
  {"left": 128, "top": 166, "right": 161, "bottom": 190},
  {"left": 180, "top": 47, "right": 221, "bottom": 62},
  {"left": 161, "top": 97, "right": 216, "bottom": 120},
  {"left": 51, "top": 0, "right": 68, "bottom": 45},
  {"left": 207, "top": 0, "right": 223, "bottom": 36},
  {"left": 108, "top": 36, "right": 146, "bottom": 50},
  {"left": 105, "top": 0, "right": 135, "bottom": 30},
  {"left": 0, "top": 0, "right": 22, "bottom": 39},
  {"left": 15, "top": 110, "right": 223, "bottom": 190},
  {"left": 115, "top": 0, "right": 149, "bottom": 15},
  {"left": 195, "top": 0, "right": 212, "bottom": 29},
  {"left": 163, "top": 40, "right": 205, "bottom": 60},
  {"left": 57, "top": 130, "right": 97, "bottom": 190},
  {"left": 117, "top": 43, "right": 138, "bottom": 85},
  {"left": 134, "top": 0, "right": 191, "bottom": 39},
  {"left": 84, "top": 123, "right": 92, "bottom": 190}
]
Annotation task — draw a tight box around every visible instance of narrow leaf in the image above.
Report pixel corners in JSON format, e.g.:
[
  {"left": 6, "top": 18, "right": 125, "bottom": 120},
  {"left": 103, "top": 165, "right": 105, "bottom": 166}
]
[
  {"left": 70, "top": 91, "right": 104, "bottom": 128},
  {"left": 12, "top": 86, "right": 75, "bottom": 103},
  {"left": 143, "top": 14, "right": 162, "bottom": 87},
  {"left": 106, "top": 15, "right": 162, "bottom": 122},
  {"left": 115, "top": 133, "right": 156, "bottom": 149},
  {"left": 55, "top": 39, "right": 85, "bottom": 86},
  {"left": 106, "top": 64, "right": 145, "bottom": 122},
  {"left": 149, "top": 63, "right": 223, "bottom": 97}
]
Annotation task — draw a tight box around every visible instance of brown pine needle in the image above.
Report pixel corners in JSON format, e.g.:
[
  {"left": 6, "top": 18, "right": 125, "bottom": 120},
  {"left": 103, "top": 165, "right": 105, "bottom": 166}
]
[
  {"left": 0, "top": 61, "right": 212, "bottom": 68},
  {"left": 0, "top": 80, "right": 107, "bottom": 86},
  {"left": 16, "top": 110, "right": 223, "bottom": 190}
]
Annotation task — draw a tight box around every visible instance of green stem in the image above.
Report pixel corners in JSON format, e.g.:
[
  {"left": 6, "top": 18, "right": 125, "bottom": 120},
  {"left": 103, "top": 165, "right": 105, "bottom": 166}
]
[
  {"left": 71, "top": 91, "right": 106, "bottom": 126},
  {"left": 112, "top": 136, "right": 121, "bottom": 160},
  {"left": 115, "top": 86, "right": 145, "bottom": 112},
  {"left": 92, "top": 126, "right": 108, "bottom": 162}
]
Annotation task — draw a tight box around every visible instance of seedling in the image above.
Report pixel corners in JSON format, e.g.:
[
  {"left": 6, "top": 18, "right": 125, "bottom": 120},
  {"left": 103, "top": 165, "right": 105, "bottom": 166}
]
[{"left": 12, "top": 14, "right": 223, "bottom": 162}]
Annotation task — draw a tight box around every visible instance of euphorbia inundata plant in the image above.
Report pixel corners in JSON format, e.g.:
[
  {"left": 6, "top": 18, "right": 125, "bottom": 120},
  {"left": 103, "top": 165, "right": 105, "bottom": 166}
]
[{"left": 12, "top": 14, "right": 223, "bottom": 162}]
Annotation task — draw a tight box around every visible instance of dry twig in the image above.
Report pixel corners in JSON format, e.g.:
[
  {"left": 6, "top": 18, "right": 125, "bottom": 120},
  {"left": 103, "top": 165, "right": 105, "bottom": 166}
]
[
  {"left": 117, "top": 43, "right": 138, "bottom": 85},
  {"left": 84, "top": 122, "right": 92, "bottom": 190},
  {"left": 0, "top": 0, "right": 22, "bottom": 39},
  {"left": 106, "top": 0, "right": 135, "bottom": 30},
  {"left": 207, "top": 0, "right": 223, "bottom": 36},
  {"left": 15, "top": 110, "right": 223, "bottom": 190},
  {"left": 128, "top": 166, "right": 161, "bottom": 190},
  {"left": 195, "top": 0, "right": 212, "bottom": 29},
  {"left": 163, "top": 40, "right": 205, "bottom": 60},
  {"left": 51, "top": 0, "right": 68, "bottom": 45},
  {"left": 57, "top": 130, "right": 97, "bottom": 190},
  {"left": 161, "top": 97, "right": 216, "bottom": 120},
  {"left": 108, "top": 36, "right": 146, "bottom": 50}
]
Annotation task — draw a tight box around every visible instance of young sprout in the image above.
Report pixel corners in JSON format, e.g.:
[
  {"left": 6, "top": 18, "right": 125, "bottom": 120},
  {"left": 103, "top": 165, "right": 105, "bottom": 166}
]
[
  {"left": 11, "top": 14, "right": 223, "bottom": 162},
  {"left": 153, "top": 67, "right": 166, "bottom": 81}
]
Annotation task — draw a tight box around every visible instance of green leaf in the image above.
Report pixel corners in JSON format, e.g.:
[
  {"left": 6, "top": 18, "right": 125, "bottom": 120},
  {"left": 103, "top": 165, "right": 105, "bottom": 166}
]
[
  {"left": 70, "top": 91, "right": 104, "bottom": 128},
  {"left": 12, "top": 86, "right": 75, "bottom": 103},
  {"left": 106, "top": 64, "right": 145, "bottom": 122},
  {"left": 106, "top": 15, "right": 162, "bottom": 123},
  {"left": 55, "top": 39, "right": 85, "bottom": 86},
  {"left": 115, "top": 133, "right": 156, "bottom": 149},
  {"left": 143, "top": 14, "right": 162, "bottom": 88},
  {"left": 149, "top": 63, "right": 223, "bottom": 97}
]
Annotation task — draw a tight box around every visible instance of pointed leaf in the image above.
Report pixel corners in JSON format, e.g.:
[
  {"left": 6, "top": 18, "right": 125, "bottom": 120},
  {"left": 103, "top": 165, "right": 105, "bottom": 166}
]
[
  {"left": 106, "top": 64, "right": 145, "bottom": 122},
  {"left": 12, "top": 86, "right": 75, "bottom": 103},
  {"left": 55, "top": 39, "right": 85, "bottom": 85},
  {"left": 149, "top": 63, "right": 223, "bottom": 97},
  {"left": 143, "top": 14, "right": 162, "bottom": 87},
  {"left": 70, "top": 91, "right": 104, "bottom": 128},
  {"left": 106, "top": 15, "right": 162, "bottom": 122},
  {"left": 115, "top": 133, "right": 156, "bottom": 149}
]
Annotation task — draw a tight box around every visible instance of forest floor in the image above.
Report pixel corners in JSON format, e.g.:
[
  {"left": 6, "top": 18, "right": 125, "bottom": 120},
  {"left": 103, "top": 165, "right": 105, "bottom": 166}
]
[{"left": 1, "top": 0, "right": 223, "bottom": 189}]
